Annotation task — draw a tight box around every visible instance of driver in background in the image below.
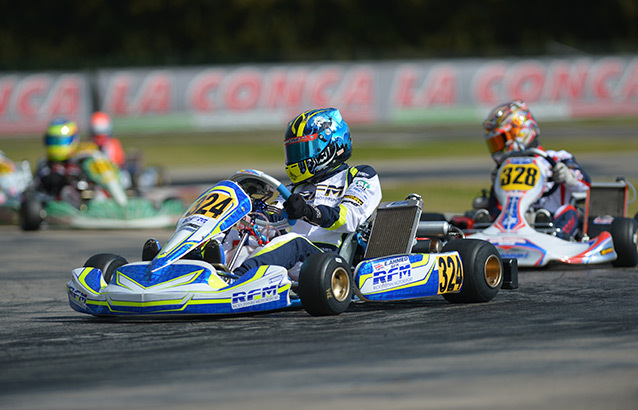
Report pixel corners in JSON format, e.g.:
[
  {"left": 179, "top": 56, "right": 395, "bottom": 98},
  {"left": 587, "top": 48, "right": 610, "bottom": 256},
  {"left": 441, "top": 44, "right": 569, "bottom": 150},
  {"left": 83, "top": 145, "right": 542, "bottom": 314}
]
[
  {"left": 232, "top": 107, "right": 383, "bottom": 279},
  {"left": 89, "top": 111, "right": 125, "bottom": 168},
  {"left": 34, "top": 118, "right": 83, "bottom": 200},
  {"left": 482, "top": 100, "right": 591, "bottom": 239}
]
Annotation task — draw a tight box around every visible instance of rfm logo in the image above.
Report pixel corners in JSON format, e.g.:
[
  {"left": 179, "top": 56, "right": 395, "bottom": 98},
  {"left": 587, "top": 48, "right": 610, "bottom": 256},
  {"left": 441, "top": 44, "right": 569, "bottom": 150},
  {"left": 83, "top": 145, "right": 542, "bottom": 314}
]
[
  {"left": 373, "top": 263, "right": 411, "bottom": 285},
  {"left": 232, "top": 285, "right": 278, "bottom": 305}
]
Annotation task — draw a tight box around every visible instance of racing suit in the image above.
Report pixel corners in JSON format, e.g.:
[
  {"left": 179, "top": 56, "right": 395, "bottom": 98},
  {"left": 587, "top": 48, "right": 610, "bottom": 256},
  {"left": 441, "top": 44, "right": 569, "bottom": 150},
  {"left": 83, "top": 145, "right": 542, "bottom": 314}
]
[
  {"left": 233, "top": 163, "right": 382, "bottom": 280},
  {"left": 487, "top": 149, "right": 591, "bottom": 238}
]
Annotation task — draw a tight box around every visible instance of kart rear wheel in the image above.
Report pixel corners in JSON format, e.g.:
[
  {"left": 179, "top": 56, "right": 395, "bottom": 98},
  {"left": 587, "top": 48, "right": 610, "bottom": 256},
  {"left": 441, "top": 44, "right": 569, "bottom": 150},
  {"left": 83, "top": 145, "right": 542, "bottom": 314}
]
[
  {"left": 19, "top": 197, "right": 42, "bottom": 231},
  {"left": 442, "top": 239, "right": 503, "bottom": 303},
  {"left": 84, "top": 253, "right": 128, "bottom": 284},
  {"left": 610, "top": 217, "right": 638, "bottom": 267},
  {"left": 298, "top": 252, "right": 353, "bottom": 316}
]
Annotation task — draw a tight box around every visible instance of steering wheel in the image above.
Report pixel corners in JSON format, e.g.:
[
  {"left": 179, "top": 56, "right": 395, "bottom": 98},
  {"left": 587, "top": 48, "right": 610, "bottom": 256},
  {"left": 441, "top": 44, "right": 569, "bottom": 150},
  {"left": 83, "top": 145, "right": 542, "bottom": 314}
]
[
  {"left": 228, "top": 169, "right": 292, "bottom": 228},
  {"left": 497, "top": 148, "right": 559, "bottom": 198}
]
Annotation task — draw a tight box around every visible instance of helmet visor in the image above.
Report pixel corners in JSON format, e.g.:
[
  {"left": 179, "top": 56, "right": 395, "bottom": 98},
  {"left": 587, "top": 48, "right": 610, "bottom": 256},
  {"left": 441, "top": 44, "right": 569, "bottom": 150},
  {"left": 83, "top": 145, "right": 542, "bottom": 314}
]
[
  {"left": 485, "top": 132, "right": 507, "bottom": 155},
  {"left": 45, "top": 135, "right": 76, "bottom": 147},
  {"left": 284, "top": 133, "right": 325, "bottom": 165}
]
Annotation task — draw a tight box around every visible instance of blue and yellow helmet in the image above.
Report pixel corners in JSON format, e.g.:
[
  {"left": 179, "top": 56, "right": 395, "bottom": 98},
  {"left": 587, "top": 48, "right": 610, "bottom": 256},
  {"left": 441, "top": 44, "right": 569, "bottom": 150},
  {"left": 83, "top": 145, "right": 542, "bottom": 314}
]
[
  {"left": 44, "top": 118, "right": 79, "bottom": 162},
  {"left": 284, "top": 108, "right": 352, "bottom": 184}
]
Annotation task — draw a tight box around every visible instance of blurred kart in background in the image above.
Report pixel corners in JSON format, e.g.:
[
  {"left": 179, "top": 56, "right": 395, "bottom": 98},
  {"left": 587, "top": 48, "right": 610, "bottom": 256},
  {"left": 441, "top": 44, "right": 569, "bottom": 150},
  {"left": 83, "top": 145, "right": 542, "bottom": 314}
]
[
  {"left": 423, "top": 149, "right": 638, "bottom": 268},
  {"left": 67, "top": 169, "right": 511, "bottom": 318},
  {"left": 20, "top": 146, "right": 184, "bottom": 230},
  {"left": 0, "top": 151, "right": 33, "bottom": 224}
]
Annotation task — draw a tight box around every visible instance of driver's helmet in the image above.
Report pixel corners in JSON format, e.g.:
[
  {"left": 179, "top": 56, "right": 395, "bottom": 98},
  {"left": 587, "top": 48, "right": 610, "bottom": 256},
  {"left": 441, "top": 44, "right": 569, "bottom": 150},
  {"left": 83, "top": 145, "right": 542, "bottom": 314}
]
[
  {"left": 284, "top": 108, "right": 352, "bottom": 184},
  {"left": 483, "top": 100, "right": 540, "bottom": 161},
  {"left": 44, "top": 118, "right": 79, "bottom": 162},
  {"left": 89, "top": 111, "right": 113, "bottom": 148}
]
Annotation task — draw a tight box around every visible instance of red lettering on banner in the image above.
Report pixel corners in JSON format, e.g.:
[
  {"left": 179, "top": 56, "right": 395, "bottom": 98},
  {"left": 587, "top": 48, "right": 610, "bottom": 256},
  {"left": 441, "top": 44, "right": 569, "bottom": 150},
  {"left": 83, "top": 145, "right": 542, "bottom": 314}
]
[
  {"left": 48, "top": 76, "right": 81, "bottom": 116},
  {"left": 420, "top": 65, "right": 456, "bottom": 105},
  {"left": 310, "top": 68, "right": 342, "bottom": 107},
  {"left": 225, "top": 70, "right": 261, "bottom": 111},
  {"left": 107, "top": 75, "right": 133, "bottom": 115},
  {"left": 474, "top": 63, "right": 507, "bottom": 104},
  {"left": 138, "top": 72, "right": 171, "bottom": 114},
  {"left": 264, "top": 69, "right": 307, "bottom": 109},
  {"left": 547, "top": 61, "right": 589, "bottom": 101},
  {"left": 394, "top": 66, "right": 418, "bottom": 106},
  {"left": 592, "top": 59, "right": 624, "bottom": 100},
  {"left": 342, "top": 68, "right": 374, "bottom": 106},
  {"left": 620, "top": 59, "right": 638, "bottom": 101},
  {"left": 189, "top": 70, "right": 224, "bottom": 112},
  {"left": 0, "top": 78, "right": 15, "bottom": 117},
  {"left": 507, "top": 62, "right": 545, "bottom": 102},
  {"left": 17, "top": 75, "right": 49, "bottom": 117}
]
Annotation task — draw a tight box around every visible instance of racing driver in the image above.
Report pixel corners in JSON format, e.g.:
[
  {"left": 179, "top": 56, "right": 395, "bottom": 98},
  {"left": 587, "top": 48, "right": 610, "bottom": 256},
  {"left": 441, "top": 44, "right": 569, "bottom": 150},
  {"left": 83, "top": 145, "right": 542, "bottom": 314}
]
[
  {"left": 232, "top": 107, "right": 383, "bottom": 279},
  {"left": 482, "top": 99, "right": 591, "bottom": 239}
]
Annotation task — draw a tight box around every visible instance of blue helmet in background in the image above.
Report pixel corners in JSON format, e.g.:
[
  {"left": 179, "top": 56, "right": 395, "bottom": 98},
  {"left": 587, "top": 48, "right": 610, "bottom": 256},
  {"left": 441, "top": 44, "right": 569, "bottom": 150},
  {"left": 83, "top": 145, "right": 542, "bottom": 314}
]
[{"left": 284, "top": 108, "right": 352, "bottom": 184}]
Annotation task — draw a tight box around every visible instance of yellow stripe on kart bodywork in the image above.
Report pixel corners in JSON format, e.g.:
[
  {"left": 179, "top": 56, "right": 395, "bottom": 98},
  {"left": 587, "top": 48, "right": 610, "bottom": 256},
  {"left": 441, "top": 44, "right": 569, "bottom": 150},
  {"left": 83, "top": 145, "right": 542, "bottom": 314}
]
[
  {"left": 85, "top": 281, "right": 292, "bottom": 313},
  {"left": 358, "top": 255, "right": 434, "bottom": 295},
  {"left": 78, "top": 267, "right": 106, "bottom": 295}
]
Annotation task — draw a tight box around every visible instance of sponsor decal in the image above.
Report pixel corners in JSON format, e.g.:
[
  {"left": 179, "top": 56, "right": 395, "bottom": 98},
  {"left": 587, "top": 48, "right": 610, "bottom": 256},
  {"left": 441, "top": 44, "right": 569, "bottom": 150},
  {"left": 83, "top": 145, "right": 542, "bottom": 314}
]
[
  {"left": 343, "top": 195, "right": 363, "bottom": 206},
  {"left": 371, "top": 256, "right": 412, "bottom": 290},
  {"left": 316, "top": 184, "right": 344, "bottom": 197},
  {"left": 354, "top": 180, "right": 370, "bottom": 190},
  {"left": 593, "top": 216, "right": 614, "bottom": 225},
  {"left": 231, "top": 285, "right": 280, "bottom": 309},
  {"left": 68, "top": 284, "right": 88, "bottom": 305}
]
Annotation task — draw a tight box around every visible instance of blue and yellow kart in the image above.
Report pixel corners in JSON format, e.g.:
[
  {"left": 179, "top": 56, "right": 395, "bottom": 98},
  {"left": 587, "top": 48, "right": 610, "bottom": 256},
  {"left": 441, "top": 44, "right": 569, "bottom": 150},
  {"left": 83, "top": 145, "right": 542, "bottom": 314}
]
[{"left": 68, "top": 170, "right": 506, "bottom": 317}]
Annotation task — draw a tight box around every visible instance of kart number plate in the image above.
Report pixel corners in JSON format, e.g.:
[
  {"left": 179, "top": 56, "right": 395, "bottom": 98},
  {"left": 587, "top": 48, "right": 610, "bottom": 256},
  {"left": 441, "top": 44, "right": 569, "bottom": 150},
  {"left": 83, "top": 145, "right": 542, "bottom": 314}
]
[
  {"left": 499, "top": 163, "right": 539, "bottom": 191},
  {"left": 438, "top": 253, "right": 463, "bottom": 293},
  {"left": 87, "top": 158, "right": 117, "bottom": 182},
  {"left": 186, "top": 190, "right": 235, "bottom": 219},
  {"left": 0, "top": 160, "right": 13, "bottom": 175}
]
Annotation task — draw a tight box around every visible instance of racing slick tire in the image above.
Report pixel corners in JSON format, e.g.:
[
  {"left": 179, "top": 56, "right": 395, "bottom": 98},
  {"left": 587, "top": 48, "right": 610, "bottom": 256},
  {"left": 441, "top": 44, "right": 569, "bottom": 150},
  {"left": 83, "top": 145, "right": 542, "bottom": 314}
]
[
  {"left": 298, "top": 252, "right": 353, "bottom": 316},
  {"left": 442, "top": 239, "right": 503, "bottom": 303},
  {"left": 84, "top": 253, "right": 128, "bottom": 284},
  {"left": 19, "top": 197, "right": 42, "bottom": 231},
  {"left": 610, "top": 217, "right": 638, "bottom": 267}
]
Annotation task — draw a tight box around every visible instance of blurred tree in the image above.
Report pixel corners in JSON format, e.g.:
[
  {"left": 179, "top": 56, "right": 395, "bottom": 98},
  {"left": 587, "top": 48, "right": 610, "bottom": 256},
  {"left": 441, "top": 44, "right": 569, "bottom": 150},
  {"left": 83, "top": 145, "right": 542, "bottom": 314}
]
[{"left": 0, "top": 0, "right": 636, "bottom": 70}]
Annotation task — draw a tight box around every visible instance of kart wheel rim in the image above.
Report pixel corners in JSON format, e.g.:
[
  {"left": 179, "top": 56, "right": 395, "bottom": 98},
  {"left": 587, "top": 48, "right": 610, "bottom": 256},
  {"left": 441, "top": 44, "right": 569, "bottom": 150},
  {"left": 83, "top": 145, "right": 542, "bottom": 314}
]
[
  {"left": 331, "top": 267, "right": 350, "bottom": 302},
  {"left": 484, "top": 255, "right": 502, "bottom": 288}
]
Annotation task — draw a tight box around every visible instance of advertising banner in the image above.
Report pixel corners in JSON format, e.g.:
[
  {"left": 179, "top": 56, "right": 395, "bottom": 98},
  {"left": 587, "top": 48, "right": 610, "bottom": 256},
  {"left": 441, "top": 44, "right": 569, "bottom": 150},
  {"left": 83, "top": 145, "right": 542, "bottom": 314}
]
[{"left": 1, "top": 56, "right": 636, "bottom": 136}]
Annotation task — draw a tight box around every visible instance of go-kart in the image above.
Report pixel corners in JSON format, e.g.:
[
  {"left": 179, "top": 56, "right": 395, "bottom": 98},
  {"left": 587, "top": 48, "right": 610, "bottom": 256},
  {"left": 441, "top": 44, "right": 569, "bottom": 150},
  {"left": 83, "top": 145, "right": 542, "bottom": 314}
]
[
  {"left": 444, "top": 148, "right": 638, "bottom": 268},
  {"left": 67, "top": 169, "right": 509, "bottom": 318},
  {"left": 20, "top": 147, "right": 184, "bottom": 230},
  {"left": 0, "top": 151, "right": 33, "bottom": 223}
]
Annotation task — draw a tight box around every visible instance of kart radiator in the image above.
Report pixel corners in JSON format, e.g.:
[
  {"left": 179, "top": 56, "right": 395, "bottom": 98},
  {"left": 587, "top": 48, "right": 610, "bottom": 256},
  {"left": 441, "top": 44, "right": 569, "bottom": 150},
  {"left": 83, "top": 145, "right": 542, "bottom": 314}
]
[
  {"left": 586, "top": 181, "right": 627, "bottom": 218},
  {"left": 364, "top": 196, "right": 423, "bottom": 259},
  {"left": 583, "top": 179, "right": 628, "bottom": 236}
]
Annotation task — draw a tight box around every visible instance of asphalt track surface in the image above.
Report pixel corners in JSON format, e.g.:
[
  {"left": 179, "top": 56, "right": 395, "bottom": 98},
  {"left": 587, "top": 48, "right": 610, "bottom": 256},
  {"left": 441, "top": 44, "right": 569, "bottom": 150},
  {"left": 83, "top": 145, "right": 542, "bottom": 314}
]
[
  {"left": 2, "top": 226, "right": 638, "bottom": 410},
  {"left": 2, "top": 123, "right": 638, "bottom": 410}
]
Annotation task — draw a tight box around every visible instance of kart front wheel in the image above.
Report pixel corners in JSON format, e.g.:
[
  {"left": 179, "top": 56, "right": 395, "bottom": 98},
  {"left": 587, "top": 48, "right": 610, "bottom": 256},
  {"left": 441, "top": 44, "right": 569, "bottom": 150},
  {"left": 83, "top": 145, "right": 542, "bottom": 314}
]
[
  {"left": 19, "top": 197, "right": 42, "bottom": 231},
  {"left": 84, "top": 253, "right": 128, "bottom": 284},
  {"left": 611, "top": 217, "right": 638, "bottom": 267},
  {"left": 442, "top": 239, "right": 503, "bottom": 303},
  {"left": 298, "top": 252, "right": 353, "bottom": 316}
]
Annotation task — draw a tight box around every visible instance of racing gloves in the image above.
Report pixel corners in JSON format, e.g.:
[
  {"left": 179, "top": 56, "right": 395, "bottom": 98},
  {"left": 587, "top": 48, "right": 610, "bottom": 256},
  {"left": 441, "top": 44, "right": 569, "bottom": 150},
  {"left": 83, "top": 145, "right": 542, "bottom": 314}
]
[
  {"left": 553, "top": 162, "right": 578, "bottom": 187},
  {"left": 284, "top": 193, "right": 323, "bottom": 225}
]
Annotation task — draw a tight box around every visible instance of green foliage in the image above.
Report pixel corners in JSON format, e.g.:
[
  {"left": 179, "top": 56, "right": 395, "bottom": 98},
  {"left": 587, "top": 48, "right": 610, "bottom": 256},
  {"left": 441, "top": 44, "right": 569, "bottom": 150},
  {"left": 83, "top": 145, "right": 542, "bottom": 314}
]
[{"left": 1, "top": 0, "right": 636, "bottom": 70}]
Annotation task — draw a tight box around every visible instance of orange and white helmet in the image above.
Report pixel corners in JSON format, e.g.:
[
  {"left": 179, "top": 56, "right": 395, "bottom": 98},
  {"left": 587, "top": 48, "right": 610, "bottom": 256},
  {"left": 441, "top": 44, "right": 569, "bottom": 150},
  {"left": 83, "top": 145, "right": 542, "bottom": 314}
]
[
  {"left": 89, "top": 111, "right": 113, "bottom": 148},
  {"left": 483, "top": 100, "right": 540, "bottom": 161}
]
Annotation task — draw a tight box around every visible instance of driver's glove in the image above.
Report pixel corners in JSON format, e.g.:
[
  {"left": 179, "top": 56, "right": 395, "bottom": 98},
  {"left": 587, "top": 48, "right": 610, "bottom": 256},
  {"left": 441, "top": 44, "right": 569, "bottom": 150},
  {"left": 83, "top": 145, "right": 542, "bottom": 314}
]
[
  {"left": 553, "top": 162, "right": 578, "bottom": 186},
  {"left": 283, "top": 193, "right": 323, "bottom": 225}
]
